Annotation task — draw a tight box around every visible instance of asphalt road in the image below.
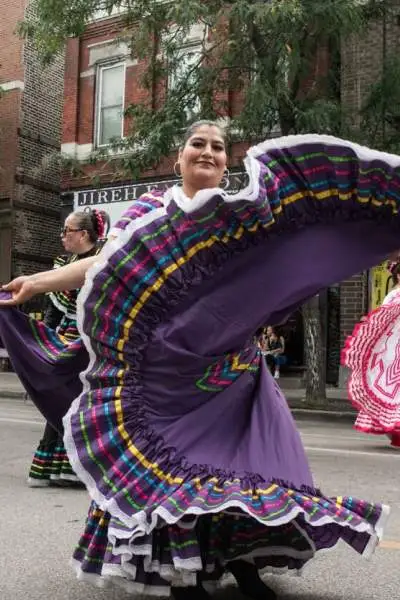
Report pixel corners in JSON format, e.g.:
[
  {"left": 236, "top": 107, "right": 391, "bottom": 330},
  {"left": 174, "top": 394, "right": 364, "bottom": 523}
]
[{"left": 0, "top": 398, "right": 399, "bottom": 600}]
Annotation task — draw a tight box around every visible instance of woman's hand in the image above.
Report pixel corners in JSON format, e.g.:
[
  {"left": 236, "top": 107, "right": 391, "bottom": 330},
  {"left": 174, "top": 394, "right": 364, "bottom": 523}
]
[
  {"left": 0, "top": 255, "right": 98, "bottom": 308},
  {"left": 0, "top": 276, "right": 38, "bottom": 305}
]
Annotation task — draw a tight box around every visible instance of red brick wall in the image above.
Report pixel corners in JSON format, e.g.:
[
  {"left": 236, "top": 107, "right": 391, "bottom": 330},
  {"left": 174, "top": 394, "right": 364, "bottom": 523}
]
[
  {"left": 62, "top": 17, "right": 335, "bottom": 191},
  {"left": 342, "top": 7, "right": 400, "bottom": 131},
  {"left": 0, "top": 1, "right": 64, "bottom": 283},
  {"left": 0, "top": 0, "right": 26, "bottom": 282},
  {"left": 61, "top": 17, "right": 257, "bottom": 190},
  {"left": 0, "top": 0, "right": 25, "bottom": 200},
  {"left": 62, "top": 38, "right": 80, "bottom": 145},
  {"left": 339, "top": 274, "right": 368, "bottom": 345},
  {"left": 0, "top": 0, "right": 25, "bottom": 82},
  {"left": 0, "top": 90, "right": 21, "bottom": 198},
  {"left": 340, "top": 5, "right": 400, "bottom": 339}
]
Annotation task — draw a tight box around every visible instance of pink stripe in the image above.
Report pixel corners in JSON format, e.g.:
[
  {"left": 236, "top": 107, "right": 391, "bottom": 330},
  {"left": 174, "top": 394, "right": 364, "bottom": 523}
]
[
  {"left": 97, "top": 221, "right": 192, "bottom": 343},
  {"left": 360, "top": 173, "right": 400, "bottom": 192},
  {"left": 89, "top": 407, "right": 153, "bottom": 500},
  {"left": 90, "top": 406, "right": 131, "bottom": 488},
  {"left": 35, "top": 323, "right": 62, "bottom": 356},
  {"left": 208, "top": 378, "right": 231, "bottom": 386},
  {"left": 97, "top": 216, "right": 227, "bottom": 344},
  {"left": 169, "top": 485, "right": 293, "bottom": 517},
  {"left": 277, "top": 164, "right": 328, "bottom": 182}
]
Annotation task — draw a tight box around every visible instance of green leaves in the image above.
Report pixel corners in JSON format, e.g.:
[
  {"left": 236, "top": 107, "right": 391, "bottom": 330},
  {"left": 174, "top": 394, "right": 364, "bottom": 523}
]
[
  {"left": 17, "top": 0, "right": 98, "bottom": 62},
  {"left": 361, "top": 54, "right": 400, "bottom": 153},
  {"left": 20, "top": 0, "right": 393, "bottom": 176}
]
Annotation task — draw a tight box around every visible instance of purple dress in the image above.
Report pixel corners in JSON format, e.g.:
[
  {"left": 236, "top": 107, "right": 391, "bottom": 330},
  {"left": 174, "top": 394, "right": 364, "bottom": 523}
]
[{"left": 1, "top": 134, "right": 400, "bottom": 595}]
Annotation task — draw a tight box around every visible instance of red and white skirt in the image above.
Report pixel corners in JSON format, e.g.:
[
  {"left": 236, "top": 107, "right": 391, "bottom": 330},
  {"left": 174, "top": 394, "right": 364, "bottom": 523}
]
[{"left": 342, "top": 289, "right": 400, "bottom": 439}]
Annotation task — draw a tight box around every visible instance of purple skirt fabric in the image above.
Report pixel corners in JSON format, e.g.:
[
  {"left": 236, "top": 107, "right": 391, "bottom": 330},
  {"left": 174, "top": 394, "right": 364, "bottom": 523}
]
[
  {"left": 0, "top": 304, "right": 87, "bottom": 431},
  {"left": 1, "top": 134, "right": 400, "bottom": 594}
]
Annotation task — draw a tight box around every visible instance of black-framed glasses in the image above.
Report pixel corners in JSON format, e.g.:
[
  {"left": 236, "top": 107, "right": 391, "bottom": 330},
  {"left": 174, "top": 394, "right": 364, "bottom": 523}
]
[{"left": 61, "top": 227, "right": 84, "bottom": 236}]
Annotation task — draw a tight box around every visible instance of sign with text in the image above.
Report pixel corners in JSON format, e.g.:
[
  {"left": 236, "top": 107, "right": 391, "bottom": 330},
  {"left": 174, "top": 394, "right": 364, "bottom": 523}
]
[{"left": 73, "top": 172, "right": 248, "bottom": 225}]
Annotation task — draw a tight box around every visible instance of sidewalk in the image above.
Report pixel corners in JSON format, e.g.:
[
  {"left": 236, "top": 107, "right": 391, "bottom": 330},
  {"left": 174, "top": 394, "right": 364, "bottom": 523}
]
[
  {"left": 282, "top": 386, "right": 356, "bottom": 421},
  {"left": 0, "top": 371, "right": 356, "bottom": 421},
  {"left": 0, "top": 372, "right": 28, "bottom": 399}
]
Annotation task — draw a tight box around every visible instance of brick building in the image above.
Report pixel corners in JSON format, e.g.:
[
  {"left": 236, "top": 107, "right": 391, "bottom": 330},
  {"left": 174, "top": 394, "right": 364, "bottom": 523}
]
[
  {"left": 60, "top": 16, "right": 247, "bottom": 220},
  {"left": 59, "top": 8, "right": 400, "bottom": 382},
  {"left": 337, "top": 3, "right": 400, "bottom": 381},
  {"left": 0, "top": 0, "right": 64, "bottom": 287}
]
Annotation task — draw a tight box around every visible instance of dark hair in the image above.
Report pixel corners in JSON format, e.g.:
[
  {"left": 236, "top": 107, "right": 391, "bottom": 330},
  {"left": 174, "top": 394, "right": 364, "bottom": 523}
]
[
  {"left": 181, "top": 120, "right": 227, "bottom": 148},
  {"left": 72, "top": 209, "right": 110, "bottom": 243},
  {"left": 390, "top": 262, "right": 400, "bottom": 285}
]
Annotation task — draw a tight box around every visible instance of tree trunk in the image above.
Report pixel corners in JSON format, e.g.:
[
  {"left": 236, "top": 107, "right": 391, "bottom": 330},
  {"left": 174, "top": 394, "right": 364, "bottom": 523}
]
[{"left": 302, "top": 295, "right": 327, "bottom": 405}]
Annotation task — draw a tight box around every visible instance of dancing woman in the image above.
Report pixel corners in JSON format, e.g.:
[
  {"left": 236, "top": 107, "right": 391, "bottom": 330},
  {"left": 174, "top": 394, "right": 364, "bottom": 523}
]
[
  {"left": 27, "top": 208, "right": 109, "bottom": 487},
  {"left": 343, "top": 260, "right": 400, "bottom": 448},
  {"left": 1, "top": 122, "right": 400, "bottom": 598}
]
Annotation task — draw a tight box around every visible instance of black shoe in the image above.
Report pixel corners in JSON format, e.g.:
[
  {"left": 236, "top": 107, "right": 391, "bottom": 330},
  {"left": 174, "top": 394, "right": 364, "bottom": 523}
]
[{"left": 228, "top": 560, "right": 277, "bottom": 600}]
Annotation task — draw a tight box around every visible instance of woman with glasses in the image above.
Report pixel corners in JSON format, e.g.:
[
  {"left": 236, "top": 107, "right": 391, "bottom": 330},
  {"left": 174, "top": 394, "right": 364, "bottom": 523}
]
[{"left": 27, "top": 208, "right": 110, "bottom": 488}]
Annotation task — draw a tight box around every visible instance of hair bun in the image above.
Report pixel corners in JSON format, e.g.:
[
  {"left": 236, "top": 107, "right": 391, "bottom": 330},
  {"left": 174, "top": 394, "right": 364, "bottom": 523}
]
[
  {"left": 388, "top": 261, "right": 399, "bottom": 274},
  {"left": 91, "top": 209, "right": 105, "bottom": 239}
]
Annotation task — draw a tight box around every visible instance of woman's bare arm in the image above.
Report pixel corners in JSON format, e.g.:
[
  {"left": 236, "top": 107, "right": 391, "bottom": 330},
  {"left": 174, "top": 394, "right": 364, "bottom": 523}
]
[
  {"left": 0, "top": 255, "right": 98, "bottom": 305},
  {"left": 30, "top": 256, "right": 97, "bottom": 292}
]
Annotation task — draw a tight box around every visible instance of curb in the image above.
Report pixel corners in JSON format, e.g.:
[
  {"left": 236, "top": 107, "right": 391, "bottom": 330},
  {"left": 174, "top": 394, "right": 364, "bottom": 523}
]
[
  {"left": 291, "top": 408, "right": 356, "bottom": 423},
  {"left": 0, "top": 390, "right": 27, "bottom": 400},
  {"left": 0, "top": 390, "right": 356, "bottom": 422}
]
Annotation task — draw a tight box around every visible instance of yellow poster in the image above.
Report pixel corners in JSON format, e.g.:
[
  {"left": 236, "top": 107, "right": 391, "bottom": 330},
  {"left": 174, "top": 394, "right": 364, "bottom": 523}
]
[{"left": 369, "top": 262, "right": 393, "bottom": 310}]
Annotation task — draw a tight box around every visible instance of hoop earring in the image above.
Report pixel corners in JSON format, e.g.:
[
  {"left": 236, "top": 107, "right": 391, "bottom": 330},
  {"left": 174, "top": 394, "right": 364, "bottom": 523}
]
[
  {"left": 221, "top": 168, "right": 230, "bottom": 190},
  {"left": 173, "top": 162, "right": 182, "bottom": 179}
]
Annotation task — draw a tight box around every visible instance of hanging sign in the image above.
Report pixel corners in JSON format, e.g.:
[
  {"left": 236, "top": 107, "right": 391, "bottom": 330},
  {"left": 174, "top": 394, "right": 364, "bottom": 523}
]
[{"left": 369, "top": 262, "right": 393, "bottom": 310}]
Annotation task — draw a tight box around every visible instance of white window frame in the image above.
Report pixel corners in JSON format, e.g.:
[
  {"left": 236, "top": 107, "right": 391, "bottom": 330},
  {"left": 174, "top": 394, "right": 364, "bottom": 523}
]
[
  {"left": 168, "top": 42, "right": 203, "bottom": 119},
  {"left": 95, "top": 61, "right": 126, "bottom": 148},
  {"left": 90, "top": 6, "right": 125, "bottom": 22}
]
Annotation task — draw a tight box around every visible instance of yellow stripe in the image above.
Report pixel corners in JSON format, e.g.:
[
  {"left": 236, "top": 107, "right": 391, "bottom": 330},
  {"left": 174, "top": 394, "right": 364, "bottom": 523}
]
[
  {"left": 115, "top": 399, "right": 184, "bottom": 485},
  {"left": 118, "top": 185, "right": 373, "bottom": 358},
  {"left": 232, "top": 356, "right": 252, "bottom": 371},
  {"left": 130, "top": 235, "right": 226, "bottom": 324},
  {"left": 112, "top": 188, "right": 397, "bottom": 484},
  {"left": 281, "top": 187, "right": 398, "bottom": 211},
  {"left": 233, "top": 225, "right": 245, "bottom": 240},
  {"left": 116, "top": 235, "right": 228, "bottom": 356}
]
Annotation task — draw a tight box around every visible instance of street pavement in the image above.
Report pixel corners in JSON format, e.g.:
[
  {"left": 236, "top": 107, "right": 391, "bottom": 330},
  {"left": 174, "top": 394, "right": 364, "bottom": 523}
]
[{"left": 0, "top": 397, "right": 398, "bottom": 600}]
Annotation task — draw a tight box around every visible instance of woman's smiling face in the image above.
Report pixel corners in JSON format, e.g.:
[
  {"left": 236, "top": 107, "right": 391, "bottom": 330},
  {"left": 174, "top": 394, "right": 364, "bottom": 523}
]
[{"left": 178, "top": 124, "right": 227, "bottom": 197}]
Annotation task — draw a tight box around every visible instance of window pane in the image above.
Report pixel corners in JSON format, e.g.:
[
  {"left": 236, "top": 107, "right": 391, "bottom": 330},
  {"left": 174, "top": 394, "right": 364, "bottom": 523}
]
[
  {"left": 99, "top": 106, "right": 123, "bottom": 145},
  {"left": 170, "top": 46, "right": 201, "bottom": 116},
  {"left": 101, "top": 65, "right": 124, "bottom": 106},
  {"left": 172, "top": 47, "right": 201, "bottom": 87}
]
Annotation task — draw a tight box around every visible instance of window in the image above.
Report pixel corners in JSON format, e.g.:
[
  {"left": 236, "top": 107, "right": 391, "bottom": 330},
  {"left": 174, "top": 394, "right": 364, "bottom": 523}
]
[
  {"left": 169, "top": 43, "right": 202, "bottom": 118},
  {"left": 96, "top": 63, "right": 125, "bottom": 147},
  {"left": 90, "top": 6, "right": 124, "bottom": 22}
]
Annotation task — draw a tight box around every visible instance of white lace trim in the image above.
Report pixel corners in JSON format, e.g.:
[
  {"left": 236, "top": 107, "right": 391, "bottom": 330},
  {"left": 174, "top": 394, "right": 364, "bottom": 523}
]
[{"left": 248, "top": 133, "right": 400, "bottom": 167}]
